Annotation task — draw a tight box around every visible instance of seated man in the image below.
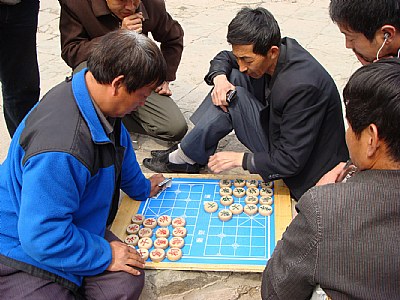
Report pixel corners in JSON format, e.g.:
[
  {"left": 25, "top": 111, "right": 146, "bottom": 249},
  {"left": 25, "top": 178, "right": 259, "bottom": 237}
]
[
  {"left": 144, "top": 7, "right": 349, "bottom": 200},
  {"left": 58, "top": 0, "right": 187, "bottom": 141},
  {"left": 318, "top": 0, "right": 400, "bottom": 184},
  {"left": 262, "top": 59, "right": 400, "bottom": 299},
  {"left": 0, "top": 30, "right": 166, "bottom": 299}
]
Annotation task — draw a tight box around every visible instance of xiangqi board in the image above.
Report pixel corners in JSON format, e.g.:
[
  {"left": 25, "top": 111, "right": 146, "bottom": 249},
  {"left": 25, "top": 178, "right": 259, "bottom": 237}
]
[{"left": 111, "top": 175, "right": 292, "bottom": 272}]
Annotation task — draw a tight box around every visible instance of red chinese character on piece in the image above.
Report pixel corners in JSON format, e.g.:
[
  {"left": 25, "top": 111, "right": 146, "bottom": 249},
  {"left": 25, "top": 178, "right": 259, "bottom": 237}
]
[
  {"left": 172, "top": 238, "right": 179, "bottom": 245},
  {"left": 171, "top": 249, "right": 179, "bottom": 256},
  {"left": 154, "top": 251, "right": 161, "bottom": 257},
  {"left": 176, "top": 228, "right": 183, "bottom": 234},
  {"left": 146, "top": 219, "right": 155, "bottom": 225},
  {"left": 160, "top": 229, "right": 167, "bottom": 234},
  {"left": 160, "top": 216, "right": 168, "bottom": 222},
  {"left": 141, "top": 239, "right": 149, "bottom": 246},
  {"left": 175, "top": 219, "right": 183, "bottom": 225}
]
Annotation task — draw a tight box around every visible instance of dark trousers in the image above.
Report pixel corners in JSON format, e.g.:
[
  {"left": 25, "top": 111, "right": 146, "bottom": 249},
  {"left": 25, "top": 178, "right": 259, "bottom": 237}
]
[
  {"left": 0, "top": 230, "right": 145, "bottom": 300},
  {"left": 0, "top": 0, "right": 40, "bottom": 137},
  {"left": 180, "top": 69, "right": 269, "bottom": 165}
]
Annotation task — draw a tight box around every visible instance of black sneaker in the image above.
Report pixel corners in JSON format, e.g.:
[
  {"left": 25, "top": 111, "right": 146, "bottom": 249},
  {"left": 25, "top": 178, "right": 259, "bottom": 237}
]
[
  {"left": 150, "top": 143, "right": 179, "bottom": 158},
  {"left": 143, "top": 154, "right": 200, "bottom": 173}
]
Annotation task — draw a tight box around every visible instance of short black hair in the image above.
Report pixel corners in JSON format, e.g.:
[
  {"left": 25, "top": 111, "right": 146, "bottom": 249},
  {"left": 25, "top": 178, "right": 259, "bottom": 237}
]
[
  {"left": 87, "top": 29, "right": 166, "bottom": 93},
  {"left": 344, "top": 58, "right": 400, "bottom": 162},
  {"left": 227, "top": 7, "right": 281, "bottom": 56},
  {"left": 329, "top": 0, "right": 400, "bottom": 41}
]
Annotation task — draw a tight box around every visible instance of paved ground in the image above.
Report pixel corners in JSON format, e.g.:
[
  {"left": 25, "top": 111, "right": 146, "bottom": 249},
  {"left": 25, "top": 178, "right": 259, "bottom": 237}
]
[{"left": 0, "top": 0, "right": 360, "bottom": 299}]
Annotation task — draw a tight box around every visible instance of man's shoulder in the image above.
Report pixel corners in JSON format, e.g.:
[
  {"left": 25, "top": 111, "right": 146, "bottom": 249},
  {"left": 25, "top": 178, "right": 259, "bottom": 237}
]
[{"left": 20, "top": 81, "right": 94, "bottom": 167}]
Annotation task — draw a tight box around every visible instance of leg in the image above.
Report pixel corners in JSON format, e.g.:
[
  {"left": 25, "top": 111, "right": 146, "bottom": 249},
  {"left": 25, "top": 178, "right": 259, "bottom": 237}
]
[
  {"left": 0, "top": 1, "right": 40, "bottom": 137},
  {"left": 0, "top": 262, "right": 75, "bottom": 299},
  {"left": 82, "top": 230, "right": 145, "bottom": 300},
  {"left": 182, "top": 69, "right": 268, "bottom": 164},
  {"left": 180, "top": 93, "right": 233, "bottom": 165},
  {"left": 123, "top": 91, "right": 188, "bottom": 141}
]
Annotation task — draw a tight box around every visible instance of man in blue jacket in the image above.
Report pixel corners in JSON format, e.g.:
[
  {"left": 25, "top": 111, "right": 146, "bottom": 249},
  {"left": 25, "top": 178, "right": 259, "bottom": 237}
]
[
  {"left": 144, "top": 7, "right": 348, "bottom": 200},
  {"left": 0, "top": 30, "right": 166, "bottom": 299}
]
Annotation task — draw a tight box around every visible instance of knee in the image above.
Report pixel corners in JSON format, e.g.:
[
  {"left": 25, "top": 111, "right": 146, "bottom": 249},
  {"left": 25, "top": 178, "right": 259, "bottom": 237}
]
[
  {"left": 119, "top": 270, "right": 145, "bottom": 300},
  {"left": 156, "top": 117, "right": 188, "bottom": 142}
]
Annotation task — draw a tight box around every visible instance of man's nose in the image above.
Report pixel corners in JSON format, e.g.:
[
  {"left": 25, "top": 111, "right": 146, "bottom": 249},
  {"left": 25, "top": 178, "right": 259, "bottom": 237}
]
[
  {"left": 239, "top": 63, "right": 248, "bottom": 73},
  {"left": 125, "top": 0, "right": 140, "bottom": 10}
]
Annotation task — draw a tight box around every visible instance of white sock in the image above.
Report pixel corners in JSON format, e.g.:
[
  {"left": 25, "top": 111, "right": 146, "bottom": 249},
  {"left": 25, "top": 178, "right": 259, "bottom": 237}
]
[{"left": 168, "top": 144, "right": 196, "bottom": 165}]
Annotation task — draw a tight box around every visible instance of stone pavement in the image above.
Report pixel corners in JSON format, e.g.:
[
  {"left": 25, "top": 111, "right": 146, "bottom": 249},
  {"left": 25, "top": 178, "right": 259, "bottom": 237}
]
[{"left": 0, "top": 0, "right": 360, "bottom": 299}]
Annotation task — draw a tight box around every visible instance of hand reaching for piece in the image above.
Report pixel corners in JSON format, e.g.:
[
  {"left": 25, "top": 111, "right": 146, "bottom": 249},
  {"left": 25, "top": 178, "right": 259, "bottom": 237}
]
[
  {"left": 148, "top": 173, "right": 165, "bottom": 197},
  {"left": 208, "top": 151, "right": 244, "bottom": 173}
]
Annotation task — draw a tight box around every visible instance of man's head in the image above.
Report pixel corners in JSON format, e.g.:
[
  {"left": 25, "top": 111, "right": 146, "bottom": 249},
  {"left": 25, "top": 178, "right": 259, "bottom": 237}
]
[
  {"left": 87, "top": 29, "right": 166, "bottom": 117},
  {"left": 227, "top": 7, "right": 281, "bottom": 78},
  {"left": 329, "top": 0, "right": 400, "bottom": 65},
  {"left": 106, "top": 0, "right": 141, "bottom": 20},
  {"left": 344, "top": 59, "right": 400, "bottom": 169}
]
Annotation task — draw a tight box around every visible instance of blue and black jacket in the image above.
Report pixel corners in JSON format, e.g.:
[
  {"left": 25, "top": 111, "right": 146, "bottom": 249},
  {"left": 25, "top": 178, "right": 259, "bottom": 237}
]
[{"left": 0, "top": 70, "right": 150, "bottom": 288}]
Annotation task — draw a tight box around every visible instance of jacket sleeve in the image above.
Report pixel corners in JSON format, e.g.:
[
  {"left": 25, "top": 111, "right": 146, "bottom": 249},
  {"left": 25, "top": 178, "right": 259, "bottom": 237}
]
[
  {"left": 59, "top": 1, "right": 103, "bottom": 69},
  {"left": 18, "top": 152, "right": 112, "bottom": 276},
  {"left": 120, "top": 127, "right": 151, "bottom": 201},
  {"left": 204, "top": 50, "right": 239, "bottom": 85},
  {"left": 261, "top": 189, "right": 320, "bottom": 299},
  {"left": 254, "top": 84, "right": 328, "bottom": 180},
  {"left": 147, "top": 0, "right": 184, "bottom": 81}
]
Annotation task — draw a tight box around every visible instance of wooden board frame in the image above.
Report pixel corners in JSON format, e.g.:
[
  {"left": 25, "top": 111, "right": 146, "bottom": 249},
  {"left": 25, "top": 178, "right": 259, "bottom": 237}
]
[{"left": 110, "top": 173, "right": 292, "bottom": 272}]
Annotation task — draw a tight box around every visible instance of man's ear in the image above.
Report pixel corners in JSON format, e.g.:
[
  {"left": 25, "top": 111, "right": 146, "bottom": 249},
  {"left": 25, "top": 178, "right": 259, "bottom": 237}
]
[
  {"left": 380, "top": 25, "right": 396, "bottom": 43},
  {"left": 366, "top": 123, "right": 380, "bottom": 158},
  {"left": 268, "top": 46, "right": 280, "bottom": 60},
  {"left": 111, "top": 75, "right": 125, "bottom": 96}
]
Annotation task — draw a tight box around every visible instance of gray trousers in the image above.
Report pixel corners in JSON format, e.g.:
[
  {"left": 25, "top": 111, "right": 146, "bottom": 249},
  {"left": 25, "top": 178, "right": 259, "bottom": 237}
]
[
  {"left": 123, "top": 91, "right": 188, "bottom": 141},
  {"left": 180, "top": 69, "right": 269, "bottom": 165},
  {"left": 74, "top": 61, "right": 188, "bottom": 142},
  {"left": 0, "top": 230, "right": 144, "bottom": 300}
]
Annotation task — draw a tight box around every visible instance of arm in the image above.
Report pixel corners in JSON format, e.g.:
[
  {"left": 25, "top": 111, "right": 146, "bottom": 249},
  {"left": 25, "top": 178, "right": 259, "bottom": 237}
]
[
  {"left": 262, "top": 190, "right": 320, "bottom": 299},
  {"left": 19, "top": 153, "right": 112, "bottom": 276},
  {"left": 120, "top": 128, "right": 164, "bottom": 198},
  {"left": 204, "top": 50, "right": 239, "bottom": 85},
  {"left": 59, "top": 1, "right": 111, "bottom": 69},
  {"left": 147, "top": 0, "right": 184, "bottom": 82},
  {"left": 254, "top": 85, "right": 328, "bottom": 179}
]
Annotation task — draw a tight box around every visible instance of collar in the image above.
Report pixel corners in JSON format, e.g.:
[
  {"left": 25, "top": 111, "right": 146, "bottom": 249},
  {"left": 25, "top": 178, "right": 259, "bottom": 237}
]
[
  {"left": 92, "top": 0, "right": 149, "bottom": 21},
  {"left": 269, "top": 38, "right": 287, "bottom": 89},
  {"left": 91, "top": 98, "right": 115, "bottom": 136},
  {"left": 71, "top": 68, "right": 111, "bottom": 144}
]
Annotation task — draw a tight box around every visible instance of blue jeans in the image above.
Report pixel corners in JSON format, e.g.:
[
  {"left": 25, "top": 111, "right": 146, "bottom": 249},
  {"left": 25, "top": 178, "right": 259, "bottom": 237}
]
[{"left": 0, "top": 0, "right": 40, "bottom": 137}]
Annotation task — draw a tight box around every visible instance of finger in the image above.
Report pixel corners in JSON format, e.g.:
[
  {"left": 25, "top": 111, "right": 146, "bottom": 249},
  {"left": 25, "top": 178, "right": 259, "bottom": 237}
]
[
  {"left": 220, "top": 105, "right": 228, "bottom": 113},
  {"left": 121, "top": 264, "right": 142, "bottom": 276},
  {"left": 127, "top": 257, "right": 145, "bottom": 269}
]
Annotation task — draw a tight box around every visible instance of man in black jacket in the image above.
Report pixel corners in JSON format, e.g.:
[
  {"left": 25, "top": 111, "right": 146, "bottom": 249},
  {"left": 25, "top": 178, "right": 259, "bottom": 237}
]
[{"left": 144, "top": 7, "right": 348, "bottom": 200}]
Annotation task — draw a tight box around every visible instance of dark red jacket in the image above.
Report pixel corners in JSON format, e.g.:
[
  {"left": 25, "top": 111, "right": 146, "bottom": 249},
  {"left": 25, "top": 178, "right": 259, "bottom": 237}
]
[{"left": 59, "top": 0, "right": 183, "bottom": 81}]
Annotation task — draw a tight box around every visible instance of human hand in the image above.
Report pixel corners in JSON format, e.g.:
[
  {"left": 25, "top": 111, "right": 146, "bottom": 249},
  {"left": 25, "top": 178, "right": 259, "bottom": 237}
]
[
  {"left": 121, "top": 12, "right": 144, "bottom": 33},
  {"left": 208, "top": 151, "right": 244, "bottom": 173},
  {"left": 155, "top": 81, "right": 172, "bottom": 96},
  {"left": 106, "top": 241, "right": 145, "bottom": 276},
  {"left": 315, "top": 162, "right": 347, "bottom": 186},
  {"left": 148, "top": 173, "right": 165, "bottom": 197},
  {"left": 211, "top": 75, "right": 235, "bottom": 113}
]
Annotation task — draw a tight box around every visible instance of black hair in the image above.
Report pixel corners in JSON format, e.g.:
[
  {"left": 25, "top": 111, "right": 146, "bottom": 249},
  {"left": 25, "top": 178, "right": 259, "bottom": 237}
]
[
  {"left": 329, "top": 0, "right": 400, "bottom": 41},
  {"left": 87, "top": 29, "right": 166, "bottom": 93},
  {"left": 344, "top": 58, "right": 400, "bottom": 162},
  {"left": 227, "top": 7, "right": 281, "bottom": 55}
]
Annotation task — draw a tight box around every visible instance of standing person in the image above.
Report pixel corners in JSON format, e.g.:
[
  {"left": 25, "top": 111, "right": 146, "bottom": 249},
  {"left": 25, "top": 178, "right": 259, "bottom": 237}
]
[
  {"left": 144, "top": 7, "right": 348, "bottom": 200},
  {"left": 0, "top": 30, "right": 166, "bottom": 299},
  {"left": 58, "top": 0, "right": 187, "bottom": 142},
  {"left": 0, "top": 0, "right": 40, "bottom": 137},
  {"left": 318, "top": 0, "right": 400, "bottom": 185},
  {"left": 262, "top": 59, "right": 400, "bottom": 300}
]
